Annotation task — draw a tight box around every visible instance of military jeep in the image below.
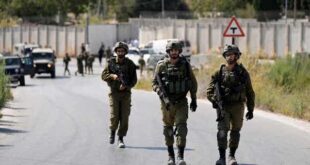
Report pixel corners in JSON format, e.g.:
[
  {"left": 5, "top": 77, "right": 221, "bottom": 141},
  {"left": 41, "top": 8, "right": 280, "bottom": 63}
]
[
  {"left": 1, "top": 55, "right": 26, "bottom": 86},
  {"left": 31, "top": 48, "right": 56, "bottom": 78}
]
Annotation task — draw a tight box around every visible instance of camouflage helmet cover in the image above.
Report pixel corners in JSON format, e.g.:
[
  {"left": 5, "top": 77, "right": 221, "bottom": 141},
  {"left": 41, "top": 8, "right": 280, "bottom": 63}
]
[
  {"left": 166, "top": 40, "right": 183, "bottom": 53},
  {"left": 114, "top": 42, "right": 129, "bottom": 53},
  {"left": 222, "top": 44, "right": 241, "bottom": 58}
]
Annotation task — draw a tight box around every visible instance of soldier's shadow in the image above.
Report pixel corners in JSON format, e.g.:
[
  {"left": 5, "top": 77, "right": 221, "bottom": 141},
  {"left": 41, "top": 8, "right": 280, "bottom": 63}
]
[{"left": 125, "top": 146, "right": 194, "bottom": 151}]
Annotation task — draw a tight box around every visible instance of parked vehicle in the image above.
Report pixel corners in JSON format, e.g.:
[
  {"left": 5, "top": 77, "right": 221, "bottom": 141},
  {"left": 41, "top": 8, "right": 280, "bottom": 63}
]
[
  {"left": 126, "top": 47, "right": 141, "bottom": 68},
  {"left": 1, "top": 55, "right": 26, "bottom": 86},
  {"left": 31, "top": 48, "right": 56, "bottom": 78},
  {"left": 144, "top": 39, "right": 192, "bottom": 61},
  {"left": 13, "top": 43, "right": 39, "bottom": 56}
]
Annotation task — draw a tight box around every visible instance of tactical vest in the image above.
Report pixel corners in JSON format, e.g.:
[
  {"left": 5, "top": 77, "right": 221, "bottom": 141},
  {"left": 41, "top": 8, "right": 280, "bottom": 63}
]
[
  {"left": 219, "top": 64, "right": 247, "bottom": 103},
  {"left": 107, "top": 57, "right": 131, "bottom": 91},
  {"left": 160, "top": 58, "right": 191, "bottom": 96}
]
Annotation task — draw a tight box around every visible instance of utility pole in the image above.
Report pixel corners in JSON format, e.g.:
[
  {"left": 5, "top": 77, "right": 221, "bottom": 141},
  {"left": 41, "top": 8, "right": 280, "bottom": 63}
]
[
  {"left": 285, "top": 0, "right": 288, "bottom": 23},
  {"left": 294, "top": 0, "right": 297, "bottom": 23},
  {"left": 161, "top": 0, "right": 165, "bottom": 18}
]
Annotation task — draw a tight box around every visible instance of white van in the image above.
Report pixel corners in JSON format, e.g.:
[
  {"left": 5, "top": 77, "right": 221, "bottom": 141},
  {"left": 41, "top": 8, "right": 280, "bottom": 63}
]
[{"left": 144, "top": 39, "right": 192, "bottom": 59}]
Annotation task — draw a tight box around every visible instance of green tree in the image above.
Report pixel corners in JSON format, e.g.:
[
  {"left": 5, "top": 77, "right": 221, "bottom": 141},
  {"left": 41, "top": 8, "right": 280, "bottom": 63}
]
[{"left": 132, "top": 0, "right": 190, "bottom": 18}]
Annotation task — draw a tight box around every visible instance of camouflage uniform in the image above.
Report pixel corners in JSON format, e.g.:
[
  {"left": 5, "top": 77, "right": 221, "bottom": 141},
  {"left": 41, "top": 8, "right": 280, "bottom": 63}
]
[
  {"left": 206, "top": 45, "right": 255, "bottom": 165},
  {"left": 152, "top": 41, "right": 198, "bottom": 164},
  {"left": 63, "top": 54, "right": 71, "bottom": 76},
  {"left": 75, "top": 53, "right": 84, "bottom": 76},
  {"left": 101, "top": 42, "right": 137, "bottom": 148}
]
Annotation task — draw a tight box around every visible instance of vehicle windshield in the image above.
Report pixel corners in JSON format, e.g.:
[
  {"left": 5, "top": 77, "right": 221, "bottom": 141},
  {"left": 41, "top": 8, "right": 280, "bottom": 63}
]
[
  {"left": 5, "top": 58, "right": 20, "bottom": 66},
  {"left": 32, "top": 52, "right": 53, "bottom": 59},
  {"left": 140, "top": 49, "right": 155, "bottom": 55},
  {"left": 128, "top": 49, "right": 139, "bottom": 55}
]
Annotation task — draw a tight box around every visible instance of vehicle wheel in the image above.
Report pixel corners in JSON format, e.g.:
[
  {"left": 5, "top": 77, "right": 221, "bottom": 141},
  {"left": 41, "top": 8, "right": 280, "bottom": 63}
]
[
  {"left": 51, "top": 70, "right": 56, "bottom": 78},
  {"left": 20, "top": 76, "right": 25, "bottom": 86}
]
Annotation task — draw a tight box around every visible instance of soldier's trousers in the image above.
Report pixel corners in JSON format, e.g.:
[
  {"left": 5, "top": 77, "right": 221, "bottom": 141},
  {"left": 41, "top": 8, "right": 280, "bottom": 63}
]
[
  {"left": 217, "top": 102, "right": 244, "bottom": 149},
  {"left": 109, "top": 91, "right": 131, "bottom": 137},
  {"left": 161, "top": 98, "right": 188, "bottom": 147}
]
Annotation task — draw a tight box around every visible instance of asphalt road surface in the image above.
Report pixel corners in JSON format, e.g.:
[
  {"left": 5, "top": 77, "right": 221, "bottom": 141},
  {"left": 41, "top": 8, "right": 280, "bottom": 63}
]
[{"left": 0, "top": 59, "right": 309, "bottom": 165}]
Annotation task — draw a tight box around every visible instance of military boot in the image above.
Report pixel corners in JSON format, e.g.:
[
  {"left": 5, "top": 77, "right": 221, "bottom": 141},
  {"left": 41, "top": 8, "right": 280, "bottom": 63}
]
[
  {"left": 167, "top": 146, "right": 175, "bottom": 165},
  {"left": 228, "top": 147, "right": 237, "bottom": 165},
  {"left": 215, "top": 148, "right": 226, "bottom": 165},
  {"left": 176, "top": 146, "right": 186, "bottom": 165},
  {"left": 118, "top": 136, "right": 125, "bottom": 148},
  {"left": 109, "top": 130, "right": 115, "bottom": 144}
]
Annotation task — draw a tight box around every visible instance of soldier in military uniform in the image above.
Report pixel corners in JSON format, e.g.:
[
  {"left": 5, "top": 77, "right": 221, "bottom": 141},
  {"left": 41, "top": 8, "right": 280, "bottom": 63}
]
[
  {"left": 152, "top": 41, "right": 198, "bottom": 165},
  {"left": 63, "top": 53, "right": 71, "bottom": 76},
  {"left": 101, "top": 42, "right": 137, "bottom": 148},
  {"left": 206, "top": 45, "right": 255, "bottom": 165},
  {"left": 75, "top": 53, "right": 84, "bottom": 76}
]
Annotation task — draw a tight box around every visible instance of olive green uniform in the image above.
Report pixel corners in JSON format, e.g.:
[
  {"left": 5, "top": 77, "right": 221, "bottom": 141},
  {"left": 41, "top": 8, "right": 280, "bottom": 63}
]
[
  {"left": 152, "top": 57, "right": 197, "bottom": 147},
  {"left": 102, "top": 57, "right": 137, "bottom": 137},
  {"left": 206, "top": 64, "right": 255, "bottom": 150},
  {"left": 76, "top": 54, "right": 84, "bottom": 75}
]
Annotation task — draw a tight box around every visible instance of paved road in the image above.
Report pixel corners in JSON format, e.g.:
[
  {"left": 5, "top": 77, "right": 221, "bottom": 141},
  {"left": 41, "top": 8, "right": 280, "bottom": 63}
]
[{"left": 0, "top": 59, "right": 309, "bottom": 165}]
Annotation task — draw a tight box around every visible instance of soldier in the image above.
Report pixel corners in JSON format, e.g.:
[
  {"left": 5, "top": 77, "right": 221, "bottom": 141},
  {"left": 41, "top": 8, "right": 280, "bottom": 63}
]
[
  {"left": 98, "top": 43, "right": 105, "bottom": 66},
  {"left": 83, "top": 51, "right": 89, "bottom": 74},
  {"left": 75, "top": 53, "right": 84, "bottom": 76},
  {"left": 152, "top": 41, "right": 198, "bottom": 165},
  {"left": 105, "top": 46, "right": 112, "bottom": 62},
  {"left": 101, "top": 42, "right": 137, "bottom": 148},
  {"left": 63, "top": 53, "right": 71, "bottom": 76},
  {"left": 206, "top": 45, "right": 255, "bottom": 165},
  {"left": 87, "top": 55, "right": 95, "bottom": 74},
  {"left": 138, "top": 55, "right": 145, "bottom": 76}
]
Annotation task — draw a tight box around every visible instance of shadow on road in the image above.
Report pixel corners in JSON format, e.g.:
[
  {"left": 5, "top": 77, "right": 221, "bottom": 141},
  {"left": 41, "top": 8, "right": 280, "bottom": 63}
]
[
  {"left": 35, "top": 75, "right": 70, "bottom": 79},
  {"left": 3, "top": 106, "right": 26, "bottom": 111},
  {"left": 3, "top": 114, "right": 26, "bottom": 118},
  {"left": 126, "top": 146, "right": 194, "bottom": 151},
  {"left": 0, "top": 127, "right": 27, "bottom": 134},
  {"left": 0, "top": 120, "right": 18, "bottom": 124}
]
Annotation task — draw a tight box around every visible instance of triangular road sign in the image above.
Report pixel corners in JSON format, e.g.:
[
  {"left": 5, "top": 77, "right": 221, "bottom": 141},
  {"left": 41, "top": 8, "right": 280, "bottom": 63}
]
[{"left": 223, "top": 16, "right": 245, "bottom": 37}]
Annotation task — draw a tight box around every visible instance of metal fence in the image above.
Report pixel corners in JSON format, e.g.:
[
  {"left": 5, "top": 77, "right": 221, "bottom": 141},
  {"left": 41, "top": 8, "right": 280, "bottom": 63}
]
[{"left": 131, "top": 18, "right": 310, "bottom": 57}]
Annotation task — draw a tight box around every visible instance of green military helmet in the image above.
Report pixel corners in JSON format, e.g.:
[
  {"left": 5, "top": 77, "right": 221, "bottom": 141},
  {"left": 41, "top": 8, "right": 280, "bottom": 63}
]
[
  {"left": 114, "top": 42, "right": 129, "bottom": 54},
  {"left": 166, "top": 40, "right": 183, "bottom": 54},
  {"left": 222, "top": 44, "right": 241, "bottom": 58}
]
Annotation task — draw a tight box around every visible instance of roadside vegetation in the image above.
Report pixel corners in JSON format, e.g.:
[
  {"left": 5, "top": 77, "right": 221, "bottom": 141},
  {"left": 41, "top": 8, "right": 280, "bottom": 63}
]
[
  {"left": 0, "top": 61, "right": 11, "bottom": 109},
  {"left": 135, "top": 54, "right": 310, "bottom": 121}
]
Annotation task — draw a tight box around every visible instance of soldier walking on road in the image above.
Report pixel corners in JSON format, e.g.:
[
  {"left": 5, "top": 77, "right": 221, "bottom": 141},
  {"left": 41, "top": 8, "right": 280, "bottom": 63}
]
[
  {"left": 152, "top": 41, "right": 198, "bottom": 165},
  {"left": 138, "top": 55, "right": 145, "bottom": 76},
  {"left": 105, "top": 46, "right": 112, "bottom": 62},
  {"left": 87, "top": 55, "right": 95, "bottom": 74},
  {"left": 75, "top": 53, "right": 84, "bottom": 76},
  {"left": 98, "top": 43, "right": 105, "bottom": 66},
  {"left": 63, "top": 53, "right": 71, "bottom": 76},
  {"left": 101, "top": 42, "right": 137, "bottom": 148},
  {"left": 206, "top": 45, "right": 255, "bottom": 165}
]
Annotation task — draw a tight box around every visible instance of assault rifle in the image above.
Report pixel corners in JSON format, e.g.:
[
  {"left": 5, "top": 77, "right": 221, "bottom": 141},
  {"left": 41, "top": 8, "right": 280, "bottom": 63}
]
[
  {"left": 214, "top": 82, "right": 225, "bottom": 122},
  {"left": 156, "top": 74, "right": 171, "bottom": 111},
  {"left": 109, "top": 62, "right": 130, "bottom": 88}
]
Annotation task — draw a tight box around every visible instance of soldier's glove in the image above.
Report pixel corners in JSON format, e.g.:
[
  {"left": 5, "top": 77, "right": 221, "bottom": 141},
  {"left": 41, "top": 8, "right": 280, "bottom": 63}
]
[
  {"left": 190, "top": 99, "right": 197, "bottom": 112},
  {"left": 246, "top": 111, "right": 254, "bottom": 120}
]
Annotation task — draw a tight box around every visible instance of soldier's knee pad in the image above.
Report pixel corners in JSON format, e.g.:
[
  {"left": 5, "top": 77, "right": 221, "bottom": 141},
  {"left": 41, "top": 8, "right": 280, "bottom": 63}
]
[
  {"left": 230, "top": 130, "right": 240, "bottom": 141},
  {"left": 176, "top": 123, "right": 188, "bottom": 137},
  {"left": 217, "top": 130, "right": 228, "bottom": 141},
  {"left": 163, "top": 126, "right": 174, "bottom": 138}
]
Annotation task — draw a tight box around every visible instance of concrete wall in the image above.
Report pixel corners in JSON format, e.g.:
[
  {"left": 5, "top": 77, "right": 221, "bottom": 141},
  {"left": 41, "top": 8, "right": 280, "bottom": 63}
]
[
  {"left": 132, "top": 18, "right": 310, "bottom": 57},
  {"left": 0, "top": 25, "right": 85, "bottom": 57}
]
